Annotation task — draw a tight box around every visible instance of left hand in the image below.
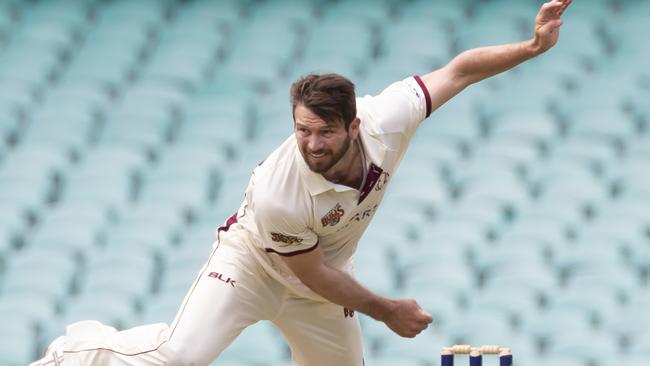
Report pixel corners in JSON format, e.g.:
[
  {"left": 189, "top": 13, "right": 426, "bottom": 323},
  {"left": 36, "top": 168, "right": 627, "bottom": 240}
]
[{"left": 533, "top": 0, "right": 572, "bottom": 53}]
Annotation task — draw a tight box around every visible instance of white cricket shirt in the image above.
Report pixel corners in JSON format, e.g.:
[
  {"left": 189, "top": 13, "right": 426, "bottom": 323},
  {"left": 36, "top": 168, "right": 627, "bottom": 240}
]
[{"left": 219, "top": 76, "right": 432, "bottom": 300}]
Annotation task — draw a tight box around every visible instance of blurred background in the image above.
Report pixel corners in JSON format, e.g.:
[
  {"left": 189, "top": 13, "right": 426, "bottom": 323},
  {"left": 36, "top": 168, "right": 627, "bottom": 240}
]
[{"left": 0, "top": 0, "right": 648, "bottom": 365}]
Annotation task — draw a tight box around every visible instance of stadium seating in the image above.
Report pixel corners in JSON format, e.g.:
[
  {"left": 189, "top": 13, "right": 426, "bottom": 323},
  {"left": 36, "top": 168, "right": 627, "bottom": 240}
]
[{"left": 1, "top": 0, "right": 648, "bottom": 365}]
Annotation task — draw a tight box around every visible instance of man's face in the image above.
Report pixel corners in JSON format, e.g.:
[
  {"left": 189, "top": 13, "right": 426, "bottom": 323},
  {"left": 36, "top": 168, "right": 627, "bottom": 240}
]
[{"left": 294, "top": 104, "right": 352, "bottom": 174}]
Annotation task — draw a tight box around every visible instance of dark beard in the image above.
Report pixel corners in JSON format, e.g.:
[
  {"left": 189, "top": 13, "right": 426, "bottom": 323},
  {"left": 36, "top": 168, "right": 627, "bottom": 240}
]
[{"left": 304, "top": 135, "right": 351, "bottom": 173}]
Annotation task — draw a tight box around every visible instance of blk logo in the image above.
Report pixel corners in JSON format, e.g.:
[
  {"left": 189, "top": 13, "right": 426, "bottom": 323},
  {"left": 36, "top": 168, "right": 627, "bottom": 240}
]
[{"left": 208, "top": 272, "right": 236, "bottom": 287}]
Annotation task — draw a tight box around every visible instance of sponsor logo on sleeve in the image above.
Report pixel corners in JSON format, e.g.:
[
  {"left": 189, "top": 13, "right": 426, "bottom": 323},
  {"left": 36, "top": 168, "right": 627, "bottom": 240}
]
[
  {"left": 321, "top": 203, "right": 345, "bottom": 227},
  {"left": 208, "top": 272, "right": 237, "bottom": 287},
  {"left": 270, "top": 232, "right": 304, "bottom": 247}
]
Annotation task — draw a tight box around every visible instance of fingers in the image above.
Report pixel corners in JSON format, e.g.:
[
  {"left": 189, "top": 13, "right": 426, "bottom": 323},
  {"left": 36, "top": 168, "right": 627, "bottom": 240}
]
[
  {"left": 419, "top": 309, "right": 433, "bottom": 324},
  {"left": 546, "top": 0, "right": 572, "bottom": 15}
]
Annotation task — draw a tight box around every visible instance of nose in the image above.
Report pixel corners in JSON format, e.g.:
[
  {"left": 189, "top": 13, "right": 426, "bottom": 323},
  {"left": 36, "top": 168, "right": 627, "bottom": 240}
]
[{"left": 307, "top": 135, "right": 325, "bottom": 152}]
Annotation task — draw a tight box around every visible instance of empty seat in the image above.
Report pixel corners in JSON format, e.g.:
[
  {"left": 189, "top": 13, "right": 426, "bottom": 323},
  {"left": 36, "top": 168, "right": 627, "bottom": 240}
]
[
  {"left": 2, "top": 247, "right": 77, "bottom": 302},
  {"left": 58, "top": 291, "right": 138, "bottom": 330},
  {"left": 217, "top": 321, "right": 288, "bottom": 365},
  {"left": 0, "top": 315, "right": 36, "bottom": 366}
]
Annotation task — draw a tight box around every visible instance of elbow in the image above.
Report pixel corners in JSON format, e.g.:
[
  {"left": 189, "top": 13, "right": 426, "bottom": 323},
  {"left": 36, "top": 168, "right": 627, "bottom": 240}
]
[{"left": 443, "top": 62, "right": 475, "bottom": 91}]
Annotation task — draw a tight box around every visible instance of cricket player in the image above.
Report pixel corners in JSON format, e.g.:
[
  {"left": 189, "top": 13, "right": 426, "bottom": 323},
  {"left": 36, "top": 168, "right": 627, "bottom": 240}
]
[{"left": 31, "top": 1, "right": 571, "bottom": 365}]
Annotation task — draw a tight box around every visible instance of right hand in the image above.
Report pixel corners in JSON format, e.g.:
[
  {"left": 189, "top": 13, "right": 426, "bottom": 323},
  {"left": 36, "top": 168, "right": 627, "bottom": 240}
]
[
  {"left": 532, "top": 0, "right": 572, "bottom": 54},
  {"left": 383, "top": 299, "right": 433, "bottom": 338}
]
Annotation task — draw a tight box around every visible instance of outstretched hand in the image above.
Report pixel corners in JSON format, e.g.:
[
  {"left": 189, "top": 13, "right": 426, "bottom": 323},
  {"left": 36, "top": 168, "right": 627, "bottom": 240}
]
[{"left": 533, "top": 0, "right": 572, "bottom": 53}]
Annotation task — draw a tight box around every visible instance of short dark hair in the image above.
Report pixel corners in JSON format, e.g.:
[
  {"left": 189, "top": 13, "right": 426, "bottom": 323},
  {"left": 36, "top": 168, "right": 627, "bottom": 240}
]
[{"left": 290, "top": 73, "right": 357, "bottom": 128}]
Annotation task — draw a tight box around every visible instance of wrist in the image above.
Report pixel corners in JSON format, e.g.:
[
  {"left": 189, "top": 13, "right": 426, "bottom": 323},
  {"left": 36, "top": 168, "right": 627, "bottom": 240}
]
[
  {"left": 366, "top": 297, "right": 396, "bottom": 321},
  {"left": 528, "top": 37, "right": 546, "bottom": 56}
]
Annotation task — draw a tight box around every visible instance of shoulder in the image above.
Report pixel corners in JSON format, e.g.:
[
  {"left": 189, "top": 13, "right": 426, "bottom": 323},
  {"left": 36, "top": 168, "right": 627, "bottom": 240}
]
[
  {"left": 356, "top": 76, "right": 431, "bottom": 136},
  {"left": 249, "top": 141, "right": 311, "bottom": 227}
]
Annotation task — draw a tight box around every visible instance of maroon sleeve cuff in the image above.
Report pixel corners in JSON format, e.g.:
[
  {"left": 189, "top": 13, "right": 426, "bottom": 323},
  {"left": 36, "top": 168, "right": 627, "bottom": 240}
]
[
  {"left": 413, "top": 75, "right": 432, "bottom": 118},
  {"left": 265, "top": 242, "right": 319, "bottom": 257}
]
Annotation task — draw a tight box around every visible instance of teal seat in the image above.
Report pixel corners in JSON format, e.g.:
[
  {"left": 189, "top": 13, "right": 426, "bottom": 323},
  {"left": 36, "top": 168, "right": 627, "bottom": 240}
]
[
  {"left": 80, "top": 262, "right": 154, "bottom": 304},
  {"left": 419, "top": 217, "right": 492, "bottom": 246},
  {"left": 577, "top": 216, "right": 647, "bottom": 249},
  {"left": 63, "top": 42, "right": 137, "bottom": 87},
  {"left": 139, "top": 179, "right": 210, "bottom": 213},
  {"left": 536, "top": 169, "right": 610, "bottom": 211},
  {"left": 566, "top": 109, "right": 636, "bottom": 146},
  {"left": 404, "top": 260, "right": 476, "bottom": 296},
  {"left": 2, "top": 247, "right": 77, "bottom": 302},
  {"left": 381, "top": 21, "right": 450, "bottom": 62},
  {"left": 477, "top": 136, "right": 543, "bottom": 169},
  {"left": 375, "top": 331, "right": 450, "bottom": 366},
  {"left": 0, "top": 316, "right": 35, "bottom": 366},
  {"left": 441, "top": 309, "right": 515, "bottom": 346},
  {"left": 0, "top": 291, "right": 57, "bottom": 327},
  {"left": 302, "top": 21, "right": 373, "bottom": 62},
  {"left": 398, "top": 0, "right": 465, "bottom": 25},
  {"left": 176, "top": 98, "right": 250, "bottom": 152},
  {"left": 22, "top": 109, "right": 97, "bottom": 157},
  {"left": 159, "top": 265, "right": 201, "bottom": 298},
  {"left": 174, "top": 0, "right": 241, "bottom": 26},
  {"left": 250, "top": 0, "right": 314, "bottom": 24},
  {"left": 323, "top": 0, "right": 390, "bottom": 23},
  {"left": 142, "top": 43, "right": 216, "bottom": 87},
  {"left": 104, "top": 219, "right": 177, "bottom": 253},
  {"left": 455, "top": 168, "right": 530, "bottom": 210},
  {"left": 550, "top": 137, "right": 620, "bottom": 173},
  {"left": 137, "top": 291, "right": 183, "bottom": 327},
  {"left": 0, "top": 44, "right": 60, "bottom": 84},
  {"left": 457, "top": 18, "right": 523, "bottom": 52},
  {"left": 544, "top": 332, "right": 619, "bottom": 366},
  {"left": 117, "top": 201, "right": 187, "bottom": 235},
  {"left": 99, "top": 116, "right": 172, "bottom": 159},
  {"left": 0, "top": 222, "right": 16, "bottom": 253},
  {"left": 520, "top": 307, "right": 594, "bottom": 347},
  {"left": 96, "top": 0, "right": 165, "bottom": 26},
  {"left": 222, "top": 19, "right": 296, "bottom": 84},
  {"left": 407, "top": 139, "right": 464, "bottom": 180},
  {"left": 0, "top": 145, "right": 70, "bottom": 182},
  {"left": 353, "top": 243, "right": 397, "bottom": 296},
  {"left": 417, "top": 105, "right": 481, "bottom": 148},
  {"left": 0, "top": 200, "right": 29, "bottom": 238},
  {"left": 121, "top": 80, "right": 190, "bottom": 111},
  {"left": 63, "top": 171, "right": 136, "bottom": 209},
  {"left": 217, "top": 321, "right": 288, "bottom": 365},
  {"left": 28, "top": 214, "right": 103, "bottom": 255},
  {"left": 473, "top": 282, "right": 544, "bottom": 330},
  {"left": 58, "top": 291, "right": 138, "bottom": 331},
  {"left": 0, "top": 176, "right": 53, "bottom": 214},
  {"left": 439, "top": 198, "right": 507, "bottom": 232}
]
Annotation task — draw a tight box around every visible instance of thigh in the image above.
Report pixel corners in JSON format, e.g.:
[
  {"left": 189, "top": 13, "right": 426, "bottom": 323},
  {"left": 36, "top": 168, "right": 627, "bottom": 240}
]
[
  {"left": 163, "top": 240, "right": 284, "bottom": 365},
  {"left": 273, "top": 297, "right": 364, "bottom": 366}
]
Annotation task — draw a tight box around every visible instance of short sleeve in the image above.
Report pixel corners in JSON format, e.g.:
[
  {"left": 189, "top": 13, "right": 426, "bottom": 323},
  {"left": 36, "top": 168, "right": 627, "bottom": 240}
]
[
  {"left": 254, "top": 198, "right": 319, "bottom": 256},
  {"left": 358, "top": 76, "right": 431, "bottom": 140}
]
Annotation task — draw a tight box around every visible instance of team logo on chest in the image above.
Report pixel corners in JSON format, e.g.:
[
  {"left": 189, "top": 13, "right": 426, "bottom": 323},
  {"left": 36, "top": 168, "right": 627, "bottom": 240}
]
[{"left": 321, "top": 203, "right": 345, "bottom": 227}]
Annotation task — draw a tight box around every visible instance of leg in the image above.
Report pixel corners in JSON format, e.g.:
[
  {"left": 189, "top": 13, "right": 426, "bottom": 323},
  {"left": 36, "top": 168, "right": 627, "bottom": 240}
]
[
  {"left": 33, "top": 238, "right": 283, "bottom": 366},
  {"left": 273, "top": 296, "right": 364, "bottom": 366}
]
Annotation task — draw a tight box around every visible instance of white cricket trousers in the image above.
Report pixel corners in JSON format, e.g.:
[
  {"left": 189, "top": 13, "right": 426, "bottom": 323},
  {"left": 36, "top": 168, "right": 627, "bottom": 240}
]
[{"left": 52, "top": 233, "right": 364, "bottom": 366}]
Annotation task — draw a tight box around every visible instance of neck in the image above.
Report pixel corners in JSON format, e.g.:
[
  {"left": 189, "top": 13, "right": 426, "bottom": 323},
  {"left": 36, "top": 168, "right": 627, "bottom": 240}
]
[{"left": 323, "top": 139, "right": 365, "bottom": 189}]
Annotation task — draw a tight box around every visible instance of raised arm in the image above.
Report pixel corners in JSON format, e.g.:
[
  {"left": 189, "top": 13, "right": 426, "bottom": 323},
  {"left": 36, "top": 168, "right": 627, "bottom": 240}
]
[
  {"left": 281, "top": 247, "right": 432, "bottom": 338},
  {"left": 421, "top": 0, "right": 572, "bottom": 112}
]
